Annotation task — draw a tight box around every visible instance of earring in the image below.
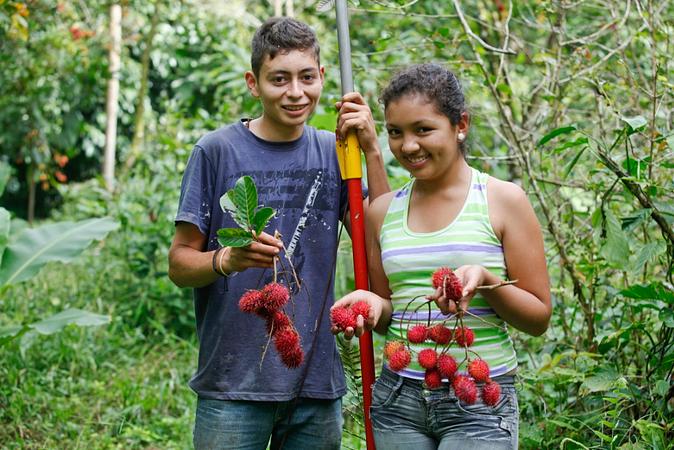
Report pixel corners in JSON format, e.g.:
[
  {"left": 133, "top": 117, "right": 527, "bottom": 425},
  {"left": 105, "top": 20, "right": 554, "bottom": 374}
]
[{"left": 457, "top": 132, "right": 466, "bottom": 142}]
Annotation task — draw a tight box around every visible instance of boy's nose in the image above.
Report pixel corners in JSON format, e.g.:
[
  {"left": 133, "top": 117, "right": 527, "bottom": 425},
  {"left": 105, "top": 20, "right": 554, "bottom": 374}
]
[{"left": 286, "top": 79, "right": 303, "bottom": 98}]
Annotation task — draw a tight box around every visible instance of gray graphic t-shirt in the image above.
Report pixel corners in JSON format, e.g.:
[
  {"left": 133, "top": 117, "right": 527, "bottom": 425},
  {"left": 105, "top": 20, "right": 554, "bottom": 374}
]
[{"left": 176, "top": 120, "right": 349, "bottom": 400}]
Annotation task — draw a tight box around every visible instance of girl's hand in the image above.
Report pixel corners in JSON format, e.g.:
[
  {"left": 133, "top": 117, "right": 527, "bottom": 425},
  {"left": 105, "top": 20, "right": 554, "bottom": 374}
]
[
  {"left": 427, "top": 265, "right": 486, "bottom": 315},
  {"left": 330, "top": 289, "right": 384, "bottom": 340}
]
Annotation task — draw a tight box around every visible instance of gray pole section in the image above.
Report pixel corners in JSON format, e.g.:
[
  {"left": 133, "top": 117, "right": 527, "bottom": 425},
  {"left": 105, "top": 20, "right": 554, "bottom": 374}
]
[{"left": 335, "top": 0, "right": 354, "bottom": 95}]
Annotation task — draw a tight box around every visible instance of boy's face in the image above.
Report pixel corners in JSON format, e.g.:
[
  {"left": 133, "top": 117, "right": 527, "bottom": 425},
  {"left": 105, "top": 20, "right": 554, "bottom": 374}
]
[{"left": 245, "top": 49, "right": 324, "bottom": 136}]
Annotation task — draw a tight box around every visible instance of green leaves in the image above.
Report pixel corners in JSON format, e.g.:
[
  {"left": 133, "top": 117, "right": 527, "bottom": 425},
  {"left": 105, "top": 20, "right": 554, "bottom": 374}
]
[
  {"left": 217, "top": 176, "right": 276, "bottom": 247},
  {"left": 0, "top": 217, "right": 119, "bottom": 288},
  {"left": 0, "top": 308, "right": 110, "bottom": 347}
]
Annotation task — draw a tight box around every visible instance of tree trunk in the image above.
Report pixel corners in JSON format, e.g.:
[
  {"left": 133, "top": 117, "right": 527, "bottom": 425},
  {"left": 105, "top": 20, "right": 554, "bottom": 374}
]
[
  {"left": 286, "top": 0, "right": 294, "bottom": 17},
  {"left": 26, "top": 163, "right": 35, "bottom": 225},
  {"left": 124, "top": 5, "right": 161, "bottom": 173},
  {"left": 274, "top": 0, "right": 282, "bottom": 16},
  {"left": 103, "top": 4, "right": 122, "bottom": 191}
]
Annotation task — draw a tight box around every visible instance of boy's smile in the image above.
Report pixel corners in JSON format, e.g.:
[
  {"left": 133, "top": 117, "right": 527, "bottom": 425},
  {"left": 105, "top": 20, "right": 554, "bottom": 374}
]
[{"left": 245, "top": 49, "right": 324, "bottom": 141}]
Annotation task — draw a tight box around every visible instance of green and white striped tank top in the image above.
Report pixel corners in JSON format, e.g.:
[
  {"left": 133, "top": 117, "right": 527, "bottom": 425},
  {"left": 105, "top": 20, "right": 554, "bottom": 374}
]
[{"left": 381, "top": 167, "right": 518, "bottom": 380}]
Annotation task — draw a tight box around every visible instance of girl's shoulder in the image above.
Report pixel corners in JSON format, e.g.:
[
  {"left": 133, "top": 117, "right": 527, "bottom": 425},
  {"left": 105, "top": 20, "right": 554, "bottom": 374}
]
[
  {"left": 368, "top": 190, "right": 397, "bottom": 220},
  {"left": 485, "top": 175, "right": 536, "bottom": 238}
]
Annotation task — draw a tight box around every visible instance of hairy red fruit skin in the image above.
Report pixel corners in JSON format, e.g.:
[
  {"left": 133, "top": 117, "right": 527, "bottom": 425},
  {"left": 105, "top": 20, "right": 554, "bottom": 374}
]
[
  {"left": 424, "top": 368, "right": 443, "bottom": 389},
  {"left": 266, "top": 310, "right": 291, "bottom": 334},
  {"left": 261, "top": 282, "right": 290, "bottom": 311},
  {"left": 453, "top": 375, "right": 478, "bottom": 404},
  {"left": 239, "top": 290, "right": 263, "bottom": 314},
  {"left": 351, "top": 301, "right": 370, "bottom": 320},
  {"left": 454, "top": 327, "right": 475, "bottom": 347},
  {"left": 431, "top": 267, "right": 463, "bottom": 301},
  {"left": 273, "top": 327, "right": 304, "bottom": 368},
  {"left": 330, "top": 306, "right": 356, "bottom": 330},
  {"left": 407, "top": 325, "right": 428, "bottom": 344},
  {"left": 418, "top": 348, "right": 438, "bottom": 369},
  {"left": 280, "top": 346, "right": 304, "bottom": 368},
  {"left": 428, "top": 324, "right": 452, "bottom": 344},
  {"left": 482, "top": 380, "right": 501, "bottom": 406},
  {"left": 388, "top": 349, "right": 412, "bottom": 372},
  {"left": 468, "top": 359, "right": 490, "bottom": 382},
  {"left": 384, "top": 341, "right": 405, "bottom": 360},
  {"left": 437, "top": 354, "right": 458, "bottom": 379}
]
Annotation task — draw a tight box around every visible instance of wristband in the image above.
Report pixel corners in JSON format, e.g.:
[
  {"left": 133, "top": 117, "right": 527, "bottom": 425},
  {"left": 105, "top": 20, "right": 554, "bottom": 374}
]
[{"left": 212, "top": 247, "right": 226, "bottom": 276}]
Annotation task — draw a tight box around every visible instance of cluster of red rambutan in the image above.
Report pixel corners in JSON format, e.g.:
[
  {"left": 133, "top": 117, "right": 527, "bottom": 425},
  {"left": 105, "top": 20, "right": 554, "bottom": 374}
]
[
  {"left": 381, "top": 267, "right": 502, "bottom": 407},
  {"left": 330, "top": 300, "right": 371, "bottom": 331},
  {"left": 238, "top": 282, "right": 304, "bottom": 368}
]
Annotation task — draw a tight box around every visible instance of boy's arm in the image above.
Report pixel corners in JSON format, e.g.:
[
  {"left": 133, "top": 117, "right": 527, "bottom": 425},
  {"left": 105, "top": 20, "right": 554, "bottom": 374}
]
[{"left": 168, "top": 222, "right": 283, "bottom": 288}]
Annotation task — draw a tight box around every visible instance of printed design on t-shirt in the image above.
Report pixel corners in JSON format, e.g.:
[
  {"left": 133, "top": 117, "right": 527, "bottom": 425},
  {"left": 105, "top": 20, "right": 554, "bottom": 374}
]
[
  {"left": 286, "top": 170, "right": 322, "bottom": 259},
  {"left": 224, "top": 168, "right": 340, "bottom": 276}
]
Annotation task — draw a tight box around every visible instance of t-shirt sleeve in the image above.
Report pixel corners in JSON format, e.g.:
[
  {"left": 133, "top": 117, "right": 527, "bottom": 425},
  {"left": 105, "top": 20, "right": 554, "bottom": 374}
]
[{"left": 175, "top": 145, "right": 216, "bottom": 237}]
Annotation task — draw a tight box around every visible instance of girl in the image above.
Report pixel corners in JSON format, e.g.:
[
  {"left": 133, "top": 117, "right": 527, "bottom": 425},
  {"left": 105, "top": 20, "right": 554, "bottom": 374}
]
[{"left": 332, "top": 64, "right": 551, "bottom": 449}]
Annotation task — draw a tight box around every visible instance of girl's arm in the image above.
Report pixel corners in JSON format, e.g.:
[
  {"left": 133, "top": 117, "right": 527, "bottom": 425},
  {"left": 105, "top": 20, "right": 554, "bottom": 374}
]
[{"left": 480, "top": 177, "right": 552, "bottom": 336}]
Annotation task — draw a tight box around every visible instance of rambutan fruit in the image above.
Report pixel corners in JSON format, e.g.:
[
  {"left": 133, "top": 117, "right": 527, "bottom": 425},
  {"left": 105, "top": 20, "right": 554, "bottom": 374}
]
[
  {"left": 239, "top": 290, "right": 263, "bottom": 314},
  {"left": 407, "top": 324, "right": 428, "bottom": 343},
  {"left": 280, "top": 346, "right": 304, "bottom": 368},
  {"left": 330, "top": 306, "right": 356, "bottom": 330},
  {"left": 273, "top": 327, "right": 300, "bottom": 353},
  {"left": 388, "top": 349, "right": 411, "bottom": 372},
  {"left": 481, "top": 380, "right": 501, "bottom": 406},
  {"left": 431, "top": 267, "right": 463, "bottom": 301},
  {"left": 468, "top": 359, "right": 490, "bottom": 382},
  {"left": 453, "top": 375, "right": 478, "bottom": 404},
  {"left": 266, "top": 310, "right": 291, "bottom": 334},
  {"left": 437, "top": 354, "right": 458, "bottom": 379},
  {"left": 351, "top": 300, "right": 371, "bottom": 320},
  {"left": 454, "top": 327, "right": 475, "bottom": 347},
  {"left": 428, "top": 324, "right": 452, "bottom": 344},
  {"left": 418, "top": 348, "right": 438, "bottom": 369},
  {"left": 424, "top": 368, "right": 443, "bottom": 389},
  {"left": 261, "top": 282, "right": 290, "bottom": 310},
  {"left": 383, "top": 341, "right": 405, "bottom": 360}
]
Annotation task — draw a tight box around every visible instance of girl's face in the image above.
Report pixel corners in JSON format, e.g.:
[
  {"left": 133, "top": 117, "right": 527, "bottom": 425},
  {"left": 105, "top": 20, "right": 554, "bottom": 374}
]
[{"left": 385, "top": 93, "right": 467, "bottom": 182}]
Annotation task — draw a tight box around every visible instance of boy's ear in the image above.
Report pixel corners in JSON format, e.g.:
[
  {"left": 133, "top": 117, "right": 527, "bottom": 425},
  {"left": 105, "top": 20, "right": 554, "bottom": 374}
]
[{"left": 244, "top": 71, "right": 260, "bottom": 97}]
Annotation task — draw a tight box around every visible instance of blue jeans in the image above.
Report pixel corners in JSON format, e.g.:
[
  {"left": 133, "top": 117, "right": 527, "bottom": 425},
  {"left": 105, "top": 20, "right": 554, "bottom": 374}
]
[
  {"left": 193, "top": 397, "right": 343, "bottom": 450},
  {"left": 370, "top": 367, "right": 518, "bottom": 449}
]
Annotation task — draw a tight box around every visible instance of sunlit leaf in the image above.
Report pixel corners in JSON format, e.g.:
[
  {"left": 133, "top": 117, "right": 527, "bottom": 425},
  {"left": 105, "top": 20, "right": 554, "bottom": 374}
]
[{"left": 0, "top": 217, "right": 119, "bottom": 287}]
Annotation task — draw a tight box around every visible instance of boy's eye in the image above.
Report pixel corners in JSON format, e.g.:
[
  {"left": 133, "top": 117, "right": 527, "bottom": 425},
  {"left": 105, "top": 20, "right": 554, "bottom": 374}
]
[{"left": 273, "top": 76, "right": 287, "bottom": 83}]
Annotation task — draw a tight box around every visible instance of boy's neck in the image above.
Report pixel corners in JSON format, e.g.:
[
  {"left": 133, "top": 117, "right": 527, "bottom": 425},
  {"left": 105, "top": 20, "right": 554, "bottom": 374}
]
[{"left": 247, "top": 116, "right": 305, "bottom": 142}]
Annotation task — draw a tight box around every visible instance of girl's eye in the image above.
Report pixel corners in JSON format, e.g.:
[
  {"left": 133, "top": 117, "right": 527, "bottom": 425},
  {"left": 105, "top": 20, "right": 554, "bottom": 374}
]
[
  {"left": 417, "top": 127, "right": 432, "bottom": 133},
  {"left": 387, "top": 129, "right": 401, "bottom": 137}
]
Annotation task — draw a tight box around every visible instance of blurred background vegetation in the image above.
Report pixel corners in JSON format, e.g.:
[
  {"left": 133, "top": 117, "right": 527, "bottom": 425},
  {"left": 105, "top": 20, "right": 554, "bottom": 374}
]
[{"left": 1, "top": 0, "right": 673, "bottom": 448}]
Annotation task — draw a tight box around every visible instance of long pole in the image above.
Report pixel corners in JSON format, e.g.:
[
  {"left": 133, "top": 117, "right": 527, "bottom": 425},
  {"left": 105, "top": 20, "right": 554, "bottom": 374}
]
[{"left": 334, "top": 1, "right": 376, "bottom": 448}]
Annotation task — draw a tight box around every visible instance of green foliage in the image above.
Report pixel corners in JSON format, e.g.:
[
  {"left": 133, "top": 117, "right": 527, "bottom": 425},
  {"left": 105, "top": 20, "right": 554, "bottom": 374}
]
[
  {"left": 217, "top": 175, "right": 275, "bottom": 247},
  {"left": 2, "top": 0, "right": 674, "bottom": 448}
]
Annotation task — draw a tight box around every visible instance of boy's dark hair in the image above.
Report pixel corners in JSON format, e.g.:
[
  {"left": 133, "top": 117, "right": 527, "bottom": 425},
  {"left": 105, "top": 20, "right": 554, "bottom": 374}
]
[{"left": 250, "top": 17, "right": 321, "bottom": 77}]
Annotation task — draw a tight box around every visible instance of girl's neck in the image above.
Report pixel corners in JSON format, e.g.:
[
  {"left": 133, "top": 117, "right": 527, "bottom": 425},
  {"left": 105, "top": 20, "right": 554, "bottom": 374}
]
[{"left": 413, "top": 158, "right": 472, "bottom": 195}]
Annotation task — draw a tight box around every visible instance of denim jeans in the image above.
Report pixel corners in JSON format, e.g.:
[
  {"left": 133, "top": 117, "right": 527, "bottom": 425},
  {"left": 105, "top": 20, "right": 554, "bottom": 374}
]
[
  {"left": 193, "top": 397, "right": 343, "bottom": 450},
  {"left": 370, "top": 367, "right": 518, "bottom": 450}
]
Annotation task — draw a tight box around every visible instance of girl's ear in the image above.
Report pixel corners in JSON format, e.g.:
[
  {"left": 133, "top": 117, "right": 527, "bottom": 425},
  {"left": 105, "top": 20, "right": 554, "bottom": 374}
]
[
  {"left": 458, "top": 111, "right": 470, "bottom": 136},
  {"left": 244, "top": 71, "right": 260, "bottom": 98}
]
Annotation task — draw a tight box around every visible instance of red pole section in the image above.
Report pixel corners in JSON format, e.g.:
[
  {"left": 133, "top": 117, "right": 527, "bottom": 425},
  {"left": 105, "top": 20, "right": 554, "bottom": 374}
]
[{"left": 346, "top": 178, "right": 376, "bottom": 449}]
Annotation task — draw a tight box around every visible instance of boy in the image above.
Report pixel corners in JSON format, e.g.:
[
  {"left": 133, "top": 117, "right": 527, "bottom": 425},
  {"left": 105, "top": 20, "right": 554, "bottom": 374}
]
[{"left": 168, "top": 17, "right": 388, "bottom": 449}]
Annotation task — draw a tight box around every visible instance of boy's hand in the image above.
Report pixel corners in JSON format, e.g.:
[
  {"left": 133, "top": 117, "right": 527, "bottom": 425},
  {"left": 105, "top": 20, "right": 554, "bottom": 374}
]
[
  {"left": 223, "top": 231, "right": 283, "bottom": 273},
  {"left": 335, "top": 92, "right": 379, "bottom": 155},
  {"left": 330, "top": 290, "right": 383, "bottom": 340}
]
